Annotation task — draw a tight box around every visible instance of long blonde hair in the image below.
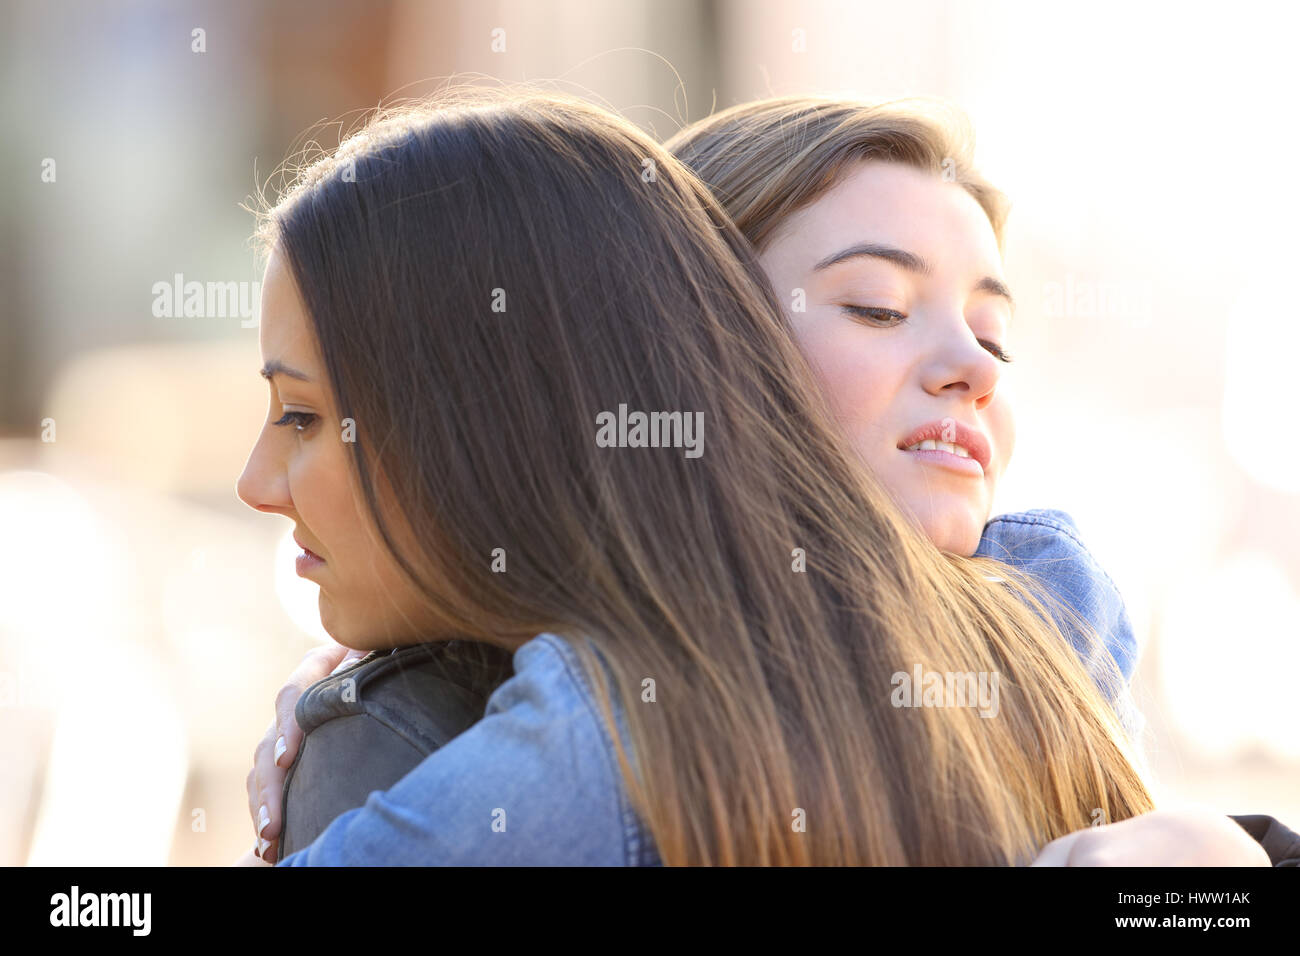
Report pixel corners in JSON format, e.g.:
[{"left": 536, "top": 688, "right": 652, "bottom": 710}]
[
  {"left": 658, "top": 93, "right": 1153, "bottom": 858},
  {"left": 261, "top": 87, "right": 1152, "bottom": 866}
]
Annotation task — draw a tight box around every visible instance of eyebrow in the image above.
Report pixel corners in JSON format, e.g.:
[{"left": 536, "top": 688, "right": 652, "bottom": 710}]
[
  {"left": 259, "top": 360, "right": 313, "bottom": 383},
  {"left": 812, "top": 242, "right": 1015, "bottom": 310}
]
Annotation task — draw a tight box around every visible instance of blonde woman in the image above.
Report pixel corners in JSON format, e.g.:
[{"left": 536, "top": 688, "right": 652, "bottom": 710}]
[{"left": 662, "top": 95, "right": 1293, "bottom": 865}]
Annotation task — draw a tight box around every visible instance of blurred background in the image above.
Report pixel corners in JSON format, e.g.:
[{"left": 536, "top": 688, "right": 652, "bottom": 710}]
[{"left": 0, "top": 0, "right": 1295, "bottom": 865}]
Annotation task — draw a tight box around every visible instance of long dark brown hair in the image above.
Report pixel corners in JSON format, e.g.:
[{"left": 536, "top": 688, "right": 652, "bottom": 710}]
[{"left": 254, "top": 87, "right": 1152, "bottom": 865}]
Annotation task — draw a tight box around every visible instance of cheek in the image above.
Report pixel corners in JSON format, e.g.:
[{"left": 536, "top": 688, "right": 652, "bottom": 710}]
[
  {"left": 985, "top": 394, "right": 1015, "bottom": 479},
  {"left": 291, "top": 440, "right": 364, "bottom": 559},
  {"left": 791, "top": 314, "right": 902, "bottom": 458}
]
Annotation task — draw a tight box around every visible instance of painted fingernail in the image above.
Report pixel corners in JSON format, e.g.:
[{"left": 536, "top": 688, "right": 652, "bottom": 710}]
[
  {"left": 274, "top": 736, "right": 287, "bottom": 766},
  {"left": 258, "top": 804, "right": 271, "bottom": 836},
  {"left": 258, "top": 837, "right": 270, "bottom": 858}
]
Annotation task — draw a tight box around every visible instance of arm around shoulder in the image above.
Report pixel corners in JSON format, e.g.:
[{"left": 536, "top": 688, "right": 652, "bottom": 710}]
[{"left": 276, "top": 635, "right": 637, "bottom": 866}]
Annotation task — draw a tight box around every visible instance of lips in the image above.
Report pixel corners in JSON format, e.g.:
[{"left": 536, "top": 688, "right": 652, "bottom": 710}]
[
  {"left": 897, "top": 419, "right": 992, "bottom": 473},
  {"left": 293, "top": 533, "right": 325, "bottom": 562}
]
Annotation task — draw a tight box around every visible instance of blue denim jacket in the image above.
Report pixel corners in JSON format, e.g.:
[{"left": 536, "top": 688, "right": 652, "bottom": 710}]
[
  {"left": 278, "top": 508, "right": 1141, "bottom": 866},
  {"left": 976, "top": 508, "right": 1144, "bottom": 742}
]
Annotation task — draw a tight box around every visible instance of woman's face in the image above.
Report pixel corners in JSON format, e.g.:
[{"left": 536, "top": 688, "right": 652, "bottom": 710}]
[
  {"left": 758, "top": 161, "right": 1016, "bottom": 556},
  {"left": 236, "top": 245, "right": 442, "bottom": 650}
]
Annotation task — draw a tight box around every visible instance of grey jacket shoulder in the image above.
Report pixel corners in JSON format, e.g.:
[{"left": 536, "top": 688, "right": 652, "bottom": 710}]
[{"left": 279, "top": 640, "right": 513, "bottom": 857}]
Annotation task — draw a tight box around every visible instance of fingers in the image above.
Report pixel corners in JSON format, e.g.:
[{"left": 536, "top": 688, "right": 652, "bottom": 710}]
[
  {"left": 1029, "top": 829, "right": 1086, "bottom": 866},
  {"left": 1165, "top": 806, "right": 1271, "bottom": 866},
  {"left": 233, "top": 845, "right": 273, "bottom": 867},
  {"left": 248, "top": 721, "right": 280, "bottom": 860},
  {"left": 1057, "top": 828, "right": 1121, "bottom": 867},
  {"left": 272, "top": 643, "right": 361, "bottom": 768},
  {"left": 249, "top": 642, "right": 356, "bottom": 864},
  {"left": 1043, "top": 806, "right": 1274, "bottom": 867}
]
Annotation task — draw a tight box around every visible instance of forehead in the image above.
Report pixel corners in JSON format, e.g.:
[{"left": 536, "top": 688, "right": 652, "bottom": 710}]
[
  {"left": 781, "top": 161, "right": 1002, "bottom": 274},
  {"left": 258, "top": 245, "right": 319, "bottom": 369}
]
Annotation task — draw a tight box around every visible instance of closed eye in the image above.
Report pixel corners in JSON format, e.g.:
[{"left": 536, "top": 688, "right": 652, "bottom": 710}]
[
  {"left": 842, "top": 305, "right": 906, "bottom": 325},
  {"left": 979, "top": 340, "right": 1014, "bottom": 363},
  {"left": 843, "top": 305, "right": 1013, "bottom": 362}
]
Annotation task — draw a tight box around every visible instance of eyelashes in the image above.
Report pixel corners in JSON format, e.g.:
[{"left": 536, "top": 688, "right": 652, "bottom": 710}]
[
  {"left": 980, "top": 341, "right": 1014, "bottom": 364},
  {"left": 843, "top": 305, "right": 907, "bottom": 325},
  {"left": 273, "top": 410, "right": 319, "bottom": 433},
  {"left": 841, "top": 305, "right": 1014, "bottom": 363}
]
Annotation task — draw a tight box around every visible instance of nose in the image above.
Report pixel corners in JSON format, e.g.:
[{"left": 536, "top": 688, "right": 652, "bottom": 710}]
[
  {"left": 236, "top": 429, "right": 293, "bottom": 514},
  {"left": 921, "top": 321, "right": 1003, "bottom": 411}
]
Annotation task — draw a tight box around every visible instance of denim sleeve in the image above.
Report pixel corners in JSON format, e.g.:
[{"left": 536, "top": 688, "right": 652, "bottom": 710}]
[
  {"left": 275, "top": 633, "right": 649, "bottom": 866},
  {"left": 975, "top": 509, "right": 1145, "bottom": 741}
]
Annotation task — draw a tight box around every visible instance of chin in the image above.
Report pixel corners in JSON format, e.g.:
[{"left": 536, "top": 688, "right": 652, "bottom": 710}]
[
  {"left": 924, "top": 528, "right": 979, "bottom": 556},
  {"left": 317, "top": 592, "right": 425, "bottom": 650},
  {"left": 317, "top": 591, "right": 348, "bottom": 645},
  {"left": 913, "top": 508, "right": 984, "bottom": 557}
]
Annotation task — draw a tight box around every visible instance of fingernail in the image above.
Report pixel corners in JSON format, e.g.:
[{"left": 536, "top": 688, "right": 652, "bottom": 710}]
[
  {"left": 274, "top": 736, "right": 287, "bottom": 766},
  {"left": 258, "top": 804, "right": 271, "bottom": 836},
  {"left": 258, "top": 836, "right": 270, "bottom": 858}
]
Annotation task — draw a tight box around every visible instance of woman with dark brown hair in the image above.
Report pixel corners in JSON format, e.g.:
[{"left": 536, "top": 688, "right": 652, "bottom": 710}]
[{"left": 236, "top": 89, "right": 1267, "bottom": 866}]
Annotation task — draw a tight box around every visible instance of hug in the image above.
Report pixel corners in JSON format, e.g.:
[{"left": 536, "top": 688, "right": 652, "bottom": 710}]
[{"left": 237, "top": 87, "right": 1294, "bottom": 867}]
